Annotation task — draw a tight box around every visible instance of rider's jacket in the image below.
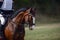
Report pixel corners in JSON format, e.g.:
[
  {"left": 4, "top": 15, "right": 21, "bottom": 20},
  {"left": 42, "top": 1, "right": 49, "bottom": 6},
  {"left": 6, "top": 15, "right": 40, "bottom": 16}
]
[{"left": 1, "top": 0, "right": 13, "bottom": 10}]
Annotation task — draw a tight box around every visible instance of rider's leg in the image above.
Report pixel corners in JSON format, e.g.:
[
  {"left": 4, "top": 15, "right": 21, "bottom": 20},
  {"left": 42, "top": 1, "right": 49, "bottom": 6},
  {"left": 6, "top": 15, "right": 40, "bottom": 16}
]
[
  {"left": 0, "top": 14, "right": 6, "bottom": 40},
  {"left": 0, "top": 24, "right": 5, "bottom": 40}
]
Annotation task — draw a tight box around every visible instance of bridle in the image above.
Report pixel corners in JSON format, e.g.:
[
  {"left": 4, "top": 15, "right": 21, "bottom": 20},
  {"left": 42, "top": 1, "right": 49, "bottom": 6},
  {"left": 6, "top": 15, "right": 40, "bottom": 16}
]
[{"left": 11, "top": 11, "right": 33, "bottom": 26}]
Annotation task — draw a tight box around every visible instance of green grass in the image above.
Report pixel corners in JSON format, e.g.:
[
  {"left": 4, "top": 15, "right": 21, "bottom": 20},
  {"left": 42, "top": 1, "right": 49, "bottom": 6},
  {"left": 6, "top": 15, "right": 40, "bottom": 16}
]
[{"left": 25, "top": 24, "right": 60, "bottom": 40}]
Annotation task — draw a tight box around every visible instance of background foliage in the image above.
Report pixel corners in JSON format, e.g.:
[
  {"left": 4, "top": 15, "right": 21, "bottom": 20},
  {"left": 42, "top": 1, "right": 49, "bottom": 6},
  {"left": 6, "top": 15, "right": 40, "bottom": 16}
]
[{"left": 14, "top": 0, "right": 60, "bottom": 24}]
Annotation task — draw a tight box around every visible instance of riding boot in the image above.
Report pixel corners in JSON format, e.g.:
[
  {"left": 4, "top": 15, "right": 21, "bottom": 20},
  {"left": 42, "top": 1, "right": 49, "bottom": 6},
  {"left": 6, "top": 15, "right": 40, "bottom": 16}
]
[{"left": 0, "top": 24, "right": 5, "bottom": 40}]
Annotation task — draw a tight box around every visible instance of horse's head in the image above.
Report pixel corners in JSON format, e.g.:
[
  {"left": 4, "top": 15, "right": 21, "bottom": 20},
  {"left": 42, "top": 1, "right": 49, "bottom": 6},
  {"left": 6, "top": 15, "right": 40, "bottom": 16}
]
[
  {"left": 23, "top": 8, "right": 35, "bottom": 30},
  {"left": 12, "top": 7, "right": 35, "bottom": 30}
]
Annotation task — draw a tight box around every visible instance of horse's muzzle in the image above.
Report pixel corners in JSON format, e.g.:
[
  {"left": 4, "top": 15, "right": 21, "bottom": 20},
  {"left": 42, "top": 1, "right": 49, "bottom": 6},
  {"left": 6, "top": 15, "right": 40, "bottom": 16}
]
[{"left": 29, "top": 25, "right": 35, "bottom": 30}]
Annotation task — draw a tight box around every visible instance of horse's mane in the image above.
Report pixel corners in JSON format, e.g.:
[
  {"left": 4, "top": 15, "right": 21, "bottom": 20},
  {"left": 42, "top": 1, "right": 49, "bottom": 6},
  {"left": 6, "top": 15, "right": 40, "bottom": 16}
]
[{"left": 11, "top": 8, "right": 27, "bottom": 19}]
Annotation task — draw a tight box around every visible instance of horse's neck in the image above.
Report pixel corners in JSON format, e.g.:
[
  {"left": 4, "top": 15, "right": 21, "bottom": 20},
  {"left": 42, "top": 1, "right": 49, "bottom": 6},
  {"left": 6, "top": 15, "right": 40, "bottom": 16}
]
[{"left": 12, "top": 13, "right": 24, "bottom": 25}]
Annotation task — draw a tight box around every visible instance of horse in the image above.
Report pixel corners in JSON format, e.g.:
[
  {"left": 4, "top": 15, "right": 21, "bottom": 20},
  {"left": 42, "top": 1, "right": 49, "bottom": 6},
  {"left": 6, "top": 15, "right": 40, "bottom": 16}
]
[{"left": 4, "top": 8, "right": 35, "bottom": 40}]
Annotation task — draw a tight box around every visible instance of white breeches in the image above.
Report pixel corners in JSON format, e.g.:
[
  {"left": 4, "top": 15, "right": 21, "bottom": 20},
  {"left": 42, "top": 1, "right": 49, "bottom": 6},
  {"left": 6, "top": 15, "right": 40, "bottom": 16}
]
[{"left": 0, "top": 14, "right": 5, "bottom": 25}]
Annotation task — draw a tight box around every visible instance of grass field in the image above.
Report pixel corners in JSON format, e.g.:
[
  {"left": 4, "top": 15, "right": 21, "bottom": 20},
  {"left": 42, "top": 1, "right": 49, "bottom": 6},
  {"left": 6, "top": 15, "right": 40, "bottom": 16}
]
[{"left": 25, "top": 23, "right": 60, "bottom": 40}]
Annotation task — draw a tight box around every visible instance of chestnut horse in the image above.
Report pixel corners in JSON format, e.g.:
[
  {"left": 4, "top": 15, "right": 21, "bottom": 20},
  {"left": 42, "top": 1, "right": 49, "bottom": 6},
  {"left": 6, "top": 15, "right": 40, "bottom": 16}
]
[{"left": 4, "top": 8, "right": 35, "bottom": 40}]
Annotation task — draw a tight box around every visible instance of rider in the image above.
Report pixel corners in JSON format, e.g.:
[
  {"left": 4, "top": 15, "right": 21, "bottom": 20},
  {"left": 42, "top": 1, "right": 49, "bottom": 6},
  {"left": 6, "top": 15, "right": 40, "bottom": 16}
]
[
  {"left": 0, "top": 0, "right": 3, "bottom": 8},
  {"left": 0, "top": 0, "right": 14, "bottom": 39}
]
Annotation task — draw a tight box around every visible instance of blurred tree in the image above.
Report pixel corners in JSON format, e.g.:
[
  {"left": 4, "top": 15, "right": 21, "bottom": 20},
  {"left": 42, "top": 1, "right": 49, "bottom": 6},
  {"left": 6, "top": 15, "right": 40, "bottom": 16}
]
[{"left": 13, "top": 0, "right": 60, "bottom": 18}]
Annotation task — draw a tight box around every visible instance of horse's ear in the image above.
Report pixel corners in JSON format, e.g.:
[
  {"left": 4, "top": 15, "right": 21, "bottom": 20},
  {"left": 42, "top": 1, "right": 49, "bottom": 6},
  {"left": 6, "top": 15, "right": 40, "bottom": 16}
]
[{"left": 26, "top": 8, "right": 31, "bottom": 13}]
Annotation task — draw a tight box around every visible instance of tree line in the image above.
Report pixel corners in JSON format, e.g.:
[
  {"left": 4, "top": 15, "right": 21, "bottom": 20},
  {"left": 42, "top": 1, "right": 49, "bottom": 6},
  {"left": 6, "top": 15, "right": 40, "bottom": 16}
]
[{"left": 14, "top": 0, "right": 60, "bottom": 18}]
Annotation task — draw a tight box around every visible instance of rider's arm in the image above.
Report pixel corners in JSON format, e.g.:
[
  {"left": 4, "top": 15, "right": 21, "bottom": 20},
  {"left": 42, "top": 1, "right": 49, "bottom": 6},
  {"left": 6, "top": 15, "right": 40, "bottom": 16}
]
[{"left": 0, "top": 0, "right": 3, "bottom": 2}]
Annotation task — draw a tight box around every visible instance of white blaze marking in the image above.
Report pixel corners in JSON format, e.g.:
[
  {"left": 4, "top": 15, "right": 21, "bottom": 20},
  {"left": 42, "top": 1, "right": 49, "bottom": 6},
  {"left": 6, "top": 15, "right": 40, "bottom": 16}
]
[
  {"left": 33, "top": 17, "right": 35, "bottom": 24},
  {"left": 32, "top": 17, "right": 35, "bottom": 29},
  {"left": 0, "top": 14, "right": 5, "bottom": 25}
]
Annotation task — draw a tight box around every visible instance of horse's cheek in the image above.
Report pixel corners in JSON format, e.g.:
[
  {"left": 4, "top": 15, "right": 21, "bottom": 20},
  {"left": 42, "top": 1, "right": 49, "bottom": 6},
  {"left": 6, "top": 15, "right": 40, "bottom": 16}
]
[{"left": 25, "top": 16, "right": 28, "bottom": 22}]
